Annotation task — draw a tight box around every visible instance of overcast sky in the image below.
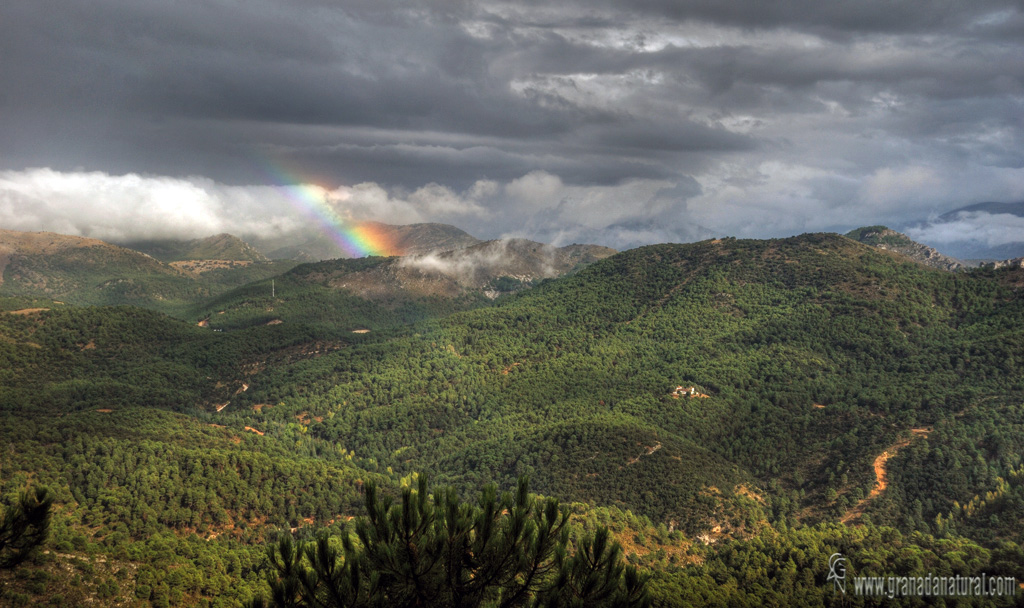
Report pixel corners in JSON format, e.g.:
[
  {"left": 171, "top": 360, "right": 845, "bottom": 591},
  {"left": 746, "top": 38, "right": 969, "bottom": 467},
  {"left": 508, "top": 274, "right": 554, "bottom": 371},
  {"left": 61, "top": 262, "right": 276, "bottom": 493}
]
[{"left": 2, "top": 0, "right": 1023, "bottom": 251}]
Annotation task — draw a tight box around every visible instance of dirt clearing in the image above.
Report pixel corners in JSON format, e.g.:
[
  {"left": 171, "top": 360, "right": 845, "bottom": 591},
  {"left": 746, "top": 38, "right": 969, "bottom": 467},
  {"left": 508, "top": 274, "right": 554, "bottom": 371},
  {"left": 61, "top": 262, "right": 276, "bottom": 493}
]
[{"left": 841, "top": 428, "right": 931, "bottom": 524}]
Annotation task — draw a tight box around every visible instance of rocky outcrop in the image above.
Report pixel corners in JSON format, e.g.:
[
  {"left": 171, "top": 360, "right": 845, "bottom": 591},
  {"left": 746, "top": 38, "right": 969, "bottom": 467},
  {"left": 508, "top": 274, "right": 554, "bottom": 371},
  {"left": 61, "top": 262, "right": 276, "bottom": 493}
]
[
  {"left": 845, "top": 226, "right": 964, "bottom": 271},
  {"left": 980, "top": 257, "right": 1024, "bottom": 270}
]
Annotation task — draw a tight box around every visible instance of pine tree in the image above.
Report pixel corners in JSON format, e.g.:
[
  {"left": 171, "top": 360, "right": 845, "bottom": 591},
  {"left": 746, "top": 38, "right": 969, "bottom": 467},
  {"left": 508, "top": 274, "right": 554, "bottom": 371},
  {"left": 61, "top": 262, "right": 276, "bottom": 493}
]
[
  {"left": 250, "top": 476, "right": 648, "bottom": 608},
  {"left": 0, "top": 486, "right": 52, "bottom": 571}
]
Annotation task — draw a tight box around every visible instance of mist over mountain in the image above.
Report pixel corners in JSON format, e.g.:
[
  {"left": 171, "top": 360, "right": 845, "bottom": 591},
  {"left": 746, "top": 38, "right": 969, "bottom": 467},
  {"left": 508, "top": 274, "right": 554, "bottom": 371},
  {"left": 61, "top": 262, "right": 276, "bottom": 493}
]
[
  {"left": 905, "top": 201, "right": 1024, "bottom": 261},
  {"left": 398, "top": 238, "right": 614, "bottom": 285}
]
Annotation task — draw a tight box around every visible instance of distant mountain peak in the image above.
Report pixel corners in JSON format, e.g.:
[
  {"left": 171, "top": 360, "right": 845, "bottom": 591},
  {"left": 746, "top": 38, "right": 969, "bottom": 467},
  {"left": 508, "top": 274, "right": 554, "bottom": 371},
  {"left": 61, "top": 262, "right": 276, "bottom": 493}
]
[
  {"left": 845, "top": 226, "right": 964, "bottom": 271},
  {"left": 121, "top": 233, "right": 267, "bottom": 262},
  {"left": 254, "top": 221, "right": 482, "bottom": 262},
  {"left": 939, "top": 201, "right": 1024, "bottom": 220},
  {"left": 358, "top": 221, "right": 482, "bottom": 256},
  {"left": 0, "top": 228, "right": 181, "bottom": 293}
]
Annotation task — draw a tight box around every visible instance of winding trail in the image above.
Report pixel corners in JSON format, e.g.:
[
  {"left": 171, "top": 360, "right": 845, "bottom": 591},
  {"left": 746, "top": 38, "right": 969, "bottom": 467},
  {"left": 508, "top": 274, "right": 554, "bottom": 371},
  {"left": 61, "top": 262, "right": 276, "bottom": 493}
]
[{"left": 841, "top": 428, "right": 930, "bottom": 524}]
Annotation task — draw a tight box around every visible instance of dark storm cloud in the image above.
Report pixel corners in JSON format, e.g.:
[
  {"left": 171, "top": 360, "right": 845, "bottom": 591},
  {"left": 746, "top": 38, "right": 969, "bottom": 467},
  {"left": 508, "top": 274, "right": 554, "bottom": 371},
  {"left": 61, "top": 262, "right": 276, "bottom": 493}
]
[
  {"left": 1, "top": 0, "right": 1023, "bottom": 248},
  {"left": 577, "top": 0, "right": 1024, "bottom": 36}
]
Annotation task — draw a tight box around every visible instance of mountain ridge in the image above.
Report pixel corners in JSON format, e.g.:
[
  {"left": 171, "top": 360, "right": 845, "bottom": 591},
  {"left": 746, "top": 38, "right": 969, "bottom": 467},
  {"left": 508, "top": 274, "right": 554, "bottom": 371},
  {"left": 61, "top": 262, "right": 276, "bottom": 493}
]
[
  {"left": 297, "top": 237, "right": 616, "bottom": 299},
  {"left": 121, "top": 233, "right": 268, "bottom": 263},
  {"left": 0, "top": 229, "right": 293, "bottom": 310},
  {"left": 0, "top": 228, "right": 183, "bottom": 289},
  {"left": 845, "top": 225, "right": 964, "bottom": 271}
]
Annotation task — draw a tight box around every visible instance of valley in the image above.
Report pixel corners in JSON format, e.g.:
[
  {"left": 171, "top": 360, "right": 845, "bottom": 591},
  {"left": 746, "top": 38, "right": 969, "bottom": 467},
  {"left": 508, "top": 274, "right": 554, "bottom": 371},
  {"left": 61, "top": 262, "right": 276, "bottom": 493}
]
[{"left": 1, "top": 227, "right": 1023, "bottom": 606}]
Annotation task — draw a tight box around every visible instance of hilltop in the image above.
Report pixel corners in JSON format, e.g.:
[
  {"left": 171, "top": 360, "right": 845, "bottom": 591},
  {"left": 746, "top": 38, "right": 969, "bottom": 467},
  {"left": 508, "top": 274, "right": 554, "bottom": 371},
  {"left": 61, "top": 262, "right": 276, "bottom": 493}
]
[
  {"left": 0, "top": 228, "right": 181, "bottom": 290},
  {"left": 121, "top": 233, "right": 268, "bottom": 263},
  {"left": 0, "top": 229, "right": 293, "bottom": 311},
  {"left": 939, "top": 201, "right": 1024, "bottom": 219},
  {"left": 360, "top": 221, "right": 482, "bottom": 255},
  {"left": 845, "top": 225, "right": 964, "bottom": 270}
]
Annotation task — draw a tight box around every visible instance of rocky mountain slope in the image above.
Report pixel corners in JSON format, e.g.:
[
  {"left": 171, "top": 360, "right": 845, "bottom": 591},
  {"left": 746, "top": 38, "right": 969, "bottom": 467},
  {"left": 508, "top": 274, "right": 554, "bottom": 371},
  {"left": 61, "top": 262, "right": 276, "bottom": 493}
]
[
  {"left": 845, "top": 225, "right": 964, "bottom": 271},
  {"left": 982, "top": 257, "right": 1024, "bottom": 270}
]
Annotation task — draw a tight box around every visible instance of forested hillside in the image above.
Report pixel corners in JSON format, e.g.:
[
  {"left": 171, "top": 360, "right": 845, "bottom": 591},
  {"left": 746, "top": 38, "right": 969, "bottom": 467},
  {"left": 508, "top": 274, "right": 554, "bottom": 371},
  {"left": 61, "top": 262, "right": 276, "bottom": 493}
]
[
  {"left": 189, "top": 239, "right": 615, "bottom": 331},
  {"left": 120, "top": 234, "right": 269, "bottom": 263},
  {"left": 0, "top": 230, "right": 295, "bottom": 314},
  {"left": 2, "top": 232, "right": 1023, "bottom": 606}
]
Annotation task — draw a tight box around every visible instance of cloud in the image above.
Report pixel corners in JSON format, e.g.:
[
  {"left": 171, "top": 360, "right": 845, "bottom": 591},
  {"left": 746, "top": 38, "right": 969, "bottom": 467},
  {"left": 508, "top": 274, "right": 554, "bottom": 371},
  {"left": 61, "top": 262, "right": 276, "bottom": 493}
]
[
  {"left": 0, "top": 168, "right": 700, "bottom": 250},
  {"left": 1, "top": 0, "right": 1023, "bottom": 251},
  {"left": 397, "top": 239, "right": 549, "bottom": 284},
  {"left": 5, "top": 162, "right": 1024, "bottom": 254},
  {"left": 6, "top": 1, "right": 1020, "bottom": 171},
  {"left": 0, "top": 168, "right": 296, "bottom": 241},
  {"left": 326, "top": 180, "right": 486, "bottom": 225},
  {"left": 0, "top": 168, "right": 496, "bottom": 243},
  {"left": 906, "top": 212, "right": 1024, "bottom": 248},
  {"left": 860, "top": 166, "right": 943, "bottom": 209}
]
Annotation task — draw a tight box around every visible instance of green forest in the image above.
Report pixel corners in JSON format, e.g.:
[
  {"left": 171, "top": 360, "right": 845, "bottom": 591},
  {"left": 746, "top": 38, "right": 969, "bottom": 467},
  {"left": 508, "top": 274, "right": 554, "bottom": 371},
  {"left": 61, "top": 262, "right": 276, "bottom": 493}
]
[{"left": 1, "top": 232, "right": 1023, "bottom": 606}]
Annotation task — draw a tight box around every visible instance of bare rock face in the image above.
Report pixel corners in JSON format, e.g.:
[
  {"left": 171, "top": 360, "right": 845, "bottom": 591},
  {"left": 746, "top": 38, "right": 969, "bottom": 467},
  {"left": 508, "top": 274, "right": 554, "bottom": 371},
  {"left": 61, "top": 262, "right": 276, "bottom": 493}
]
[
  {"left": 981, "top": 257, "right": 1024, "bottom": 270},
  {"left": 845, "top": 226, "right": 965, "bottom": 271}
]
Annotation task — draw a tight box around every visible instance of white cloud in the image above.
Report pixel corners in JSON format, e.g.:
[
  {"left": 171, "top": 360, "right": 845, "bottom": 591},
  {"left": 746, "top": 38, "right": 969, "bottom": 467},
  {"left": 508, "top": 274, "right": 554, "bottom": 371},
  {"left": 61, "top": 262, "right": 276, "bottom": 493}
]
[
  {"left": 8, "top": 165, "right": 1016, "bottom": 255},
  {"left": 409, "top": 183, "right": 487, "bottom": 217},
  {"left": 906, "top": 212, "right": 1024, "bottom": 247},
  {"left": 0, "top": 168, "right": 705, "bottom": 250},
  {"left": 504, "top": 171, "right": 566, "bottom": 210},
  {"left": 328, "top": 182, "right": 424, "bottom": 225},
  {"left": 328, "top": 179, "right": 491, "bottom": 225},
  {"left": 398, "top": 239, "right": 544, "bottom": 283},
  {"left": 0, "top": 168, "right": 251, "bottom": 241},
  {"left": 860, "top": 166, "right": 942, "bottom": 209},
  {"left": 501, "top": 170, "right": 680, "bottom": 231},
  {"left": 0, "top": 168, "right": 488, "bottom": 244},
  {"left": 680, "top": 158, "right": 1024, "bottom": 239}
]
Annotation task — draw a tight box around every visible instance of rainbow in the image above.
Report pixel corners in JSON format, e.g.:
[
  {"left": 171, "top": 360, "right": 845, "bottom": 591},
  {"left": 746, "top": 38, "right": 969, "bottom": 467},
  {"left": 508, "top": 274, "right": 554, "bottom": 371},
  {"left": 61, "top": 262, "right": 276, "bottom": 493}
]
[{"left": 256, "top": 160, "right": 399, "bottom": 257}]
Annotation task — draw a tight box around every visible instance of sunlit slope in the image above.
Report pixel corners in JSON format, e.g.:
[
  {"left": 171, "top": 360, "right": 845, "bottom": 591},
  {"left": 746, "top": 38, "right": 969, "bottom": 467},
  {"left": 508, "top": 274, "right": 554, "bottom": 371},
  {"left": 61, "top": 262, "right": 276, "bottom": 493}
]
[
  {"left": 0, "top": 229, "right": 294, "bottom": 313},
  {"left": 234, "top": 233, "right": 1024, "bottom": 534},
  {"left": 2, "top": 232, "right": 1023, "bottom": 606}
]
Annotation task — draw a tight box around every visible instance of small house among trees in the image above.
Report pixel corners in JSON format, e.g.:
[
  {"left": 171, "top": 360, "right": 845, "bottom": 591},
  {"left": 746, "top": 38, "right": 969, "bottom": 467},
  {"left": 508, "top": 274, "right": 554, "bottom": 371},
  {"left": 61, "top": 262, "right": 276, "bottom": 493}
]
[{"left": 672, "top": 385, "right": 710, "bottom": 399}]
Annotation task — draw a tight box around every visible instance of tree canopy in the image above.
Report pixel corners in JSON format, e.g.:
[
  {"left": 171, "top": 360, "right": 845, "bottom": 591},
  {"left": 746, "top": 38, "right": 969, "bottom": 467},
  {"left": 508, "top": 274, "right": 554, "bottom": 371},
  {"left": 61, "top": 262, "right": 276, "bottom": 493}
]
[{"left": 250, "top": 476, "right": 649, "bottom": 608}]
